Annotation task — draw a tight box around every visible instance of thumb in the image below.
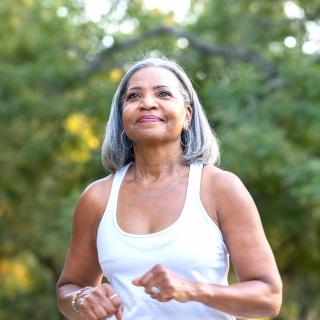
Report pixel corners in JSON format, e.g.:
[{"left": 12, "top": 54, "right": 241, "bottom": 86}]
[
  {"left": 115, "top": 307, "right": 123, "bottom": 320},
  {"left": 132, "top": 278, "right": 142, "bottom": 286}
]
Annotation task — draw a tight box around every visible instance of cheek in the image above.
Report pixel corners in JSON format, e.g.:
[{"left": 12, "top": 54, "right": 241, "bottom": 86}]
[
  {"left": 169, "top": 109, "right": 186, "bottom": 126},
  {"left": 121, "top": 107, "right": 133, "bottom": 127}
]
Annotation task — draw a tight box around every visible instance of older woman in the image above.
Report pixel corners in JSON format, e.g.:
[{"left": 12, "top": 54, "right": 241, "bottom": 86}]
[{"left": 56, "top": 58, "right": 282, "bottom": 320}]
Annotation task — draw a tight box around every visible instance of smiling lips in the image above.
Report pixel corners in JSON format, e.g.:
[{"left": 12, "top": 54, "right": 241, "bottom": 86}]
[{"left": 137, "top": 115, "right": 162, "bottom": 123}]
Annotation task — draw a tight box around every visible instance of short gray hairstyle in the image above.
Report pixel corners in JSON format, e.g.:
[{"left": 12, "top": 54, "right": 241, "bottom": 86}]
[{"left": 101, "top": 57, "right": 220, "bottom": 172}]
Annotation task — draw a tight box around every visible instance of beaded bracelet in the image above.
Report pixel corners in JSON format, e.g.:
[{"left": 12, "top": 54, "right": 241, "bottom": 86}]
[{"left": 71, "top": 287, "right": 92, "bottom": 312}]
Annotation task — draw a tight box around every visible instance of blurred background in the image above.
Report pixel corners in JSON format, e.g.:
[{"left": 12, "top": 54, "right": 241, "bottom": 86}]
[{"left": 1, "top": 0, "right": 320, "bottom": 319}]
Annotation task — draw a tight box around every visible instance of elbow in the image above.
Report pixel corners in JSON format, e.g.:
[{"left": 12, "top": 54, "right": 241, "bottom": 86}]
[
  {"left": 266, "top": 281, "right": 283, "bottom": 318},
  {"left": 268, "top": 299, "right": 282, "bottom": 318},
  {"left": 270, "top": 293, "right": 282, "bottom": 318}
]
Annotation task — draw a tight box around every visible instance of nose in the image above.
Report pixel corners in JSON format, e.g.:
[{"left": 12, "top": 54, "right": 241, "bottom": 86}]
[{"left": 139, "top": 94, "right": 158, "bottom": 110}]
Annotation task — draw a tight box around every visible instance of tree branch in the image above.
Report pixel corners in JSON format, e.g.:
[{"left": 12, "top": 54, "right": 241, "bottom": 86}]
[{"left": 81, "top": 25, "right": 276, "bottom": 78}]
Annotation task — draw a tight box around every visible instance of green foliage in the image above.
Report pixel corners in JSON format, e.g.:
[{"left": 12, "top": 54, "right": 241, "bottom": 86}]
[{"left": 1, "top": 0, "right": 319, "bottom": 319}]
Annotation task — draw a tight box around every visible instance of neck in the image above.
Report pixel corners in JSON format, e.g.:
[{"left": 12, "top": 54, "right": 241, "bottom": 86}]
[{"left": 132, "top": 142, "right": 185, "bottom": 179}]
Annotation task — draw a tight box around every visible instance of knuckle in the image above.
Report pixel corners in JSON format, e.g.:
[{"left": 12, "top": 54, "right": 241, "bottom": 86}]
[
  {"left": 159, "top": 270, "right": 167, "bottom": 276},
  {"left": 155, "top": 264, "right": 164, "bottom": 271},
  {"left": 102, "top": 283, "right": 111, "bottom": 290},
  {"left": 95, "top": 286, "right": 104, "bottom": 293},
  {"left": 113, "top": 300, "right": 122, "bottom": 308},
  {"left": 140, "top": 279, "right": 147, "bottom": 286},
  {"left": 95, "top": 309, "right": 109, "bottom": 319},
  {"left": 166, "top": 284, "right": 174, "bottom": 291},
  {"left": 83, "top": 294, "right": 94, "bottom": 304},
  {"left": 101, "top": 283, "right": 112, "bottom": 294},
  {"left": 108, "top": 306, "right": 116, "bottom": 315},
  {"left": 86, "top": 289, "right": 96, "bottom": 299},
  {"left": 159, "top": 297, "right": 169, "bottom": 302}
]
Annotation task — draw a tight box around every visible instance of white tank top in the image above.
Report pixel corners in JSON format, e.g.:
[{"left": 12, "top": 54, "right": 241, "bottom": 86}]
[{"left": 97, "top": 162, "right": 236, "bottom": 320}]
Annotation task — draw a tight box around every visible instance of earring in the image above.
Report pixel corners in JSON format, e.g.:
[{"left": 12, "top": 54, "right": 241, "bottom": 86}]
[
  {"left": 120, "top": 130, "right": 132, "bottom": 150},
  {"left": 180, "top": 127, "right": 191, "bottom": 147}
]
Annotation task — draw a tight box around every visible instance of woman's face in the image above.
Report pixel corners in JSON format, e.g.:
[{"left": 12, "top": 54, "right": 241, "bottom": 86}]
[{"left": 122, "top": 67, "right": 192, "bottom": 146}]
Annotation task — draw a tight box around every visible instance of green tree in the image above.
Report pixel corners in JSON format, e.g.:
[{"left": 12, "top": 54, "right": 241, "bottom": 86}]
[{"left": 1, "top": 0, "right": 319, "bottom": 319}]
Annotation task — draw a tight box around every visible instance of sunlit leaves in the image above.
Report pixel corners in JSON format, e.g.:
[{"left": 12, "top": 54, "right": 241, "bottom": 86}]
[
  {"left": 64, "top": 113, "right": 99, "bottom": 162},
  {"left": 1, "top": 0, "right": 320, "bottom": 319}
]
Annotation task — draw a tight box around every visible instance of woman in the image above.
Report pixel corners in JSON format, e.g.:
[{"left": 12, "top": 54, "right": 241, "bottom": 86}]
[{"left": 56, "top": 57, "right": 282, "bottom": 320}]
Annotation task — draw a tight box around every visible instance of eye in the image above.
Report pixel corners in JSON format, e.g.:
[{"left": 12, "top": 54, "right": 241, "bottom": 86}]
[
  {"left": 126, "top": 92, "right": 140, "bottom": 101},
  {"left": 158, "top": 91, "right": 172, "bottom": 98}
]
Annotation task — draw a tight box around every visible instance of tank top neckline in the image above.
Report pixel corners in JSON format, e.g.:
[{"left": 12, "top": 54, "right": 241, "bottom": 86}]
[{"left": 111, "top": 162, "right": 200, "bottom": 239}]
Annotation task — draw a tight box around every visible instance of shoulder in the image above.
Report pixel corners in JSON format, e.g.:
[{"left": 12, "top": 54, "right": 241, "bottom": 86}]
[
  {"left": 202, "top": 165, "right": 253, "bottom": 215},
  {"left": 202, "top": 164, "right": 246, "bottom": 195},
  {"left": 81, "top": 175, "right": 114, "bottom": 207},
  {"left": 198, "top": 165, "right": 249, "bottom": 225},
  {"left": 202, "top": 165, "right": 265, "bottom": 247},
  {"left": 73, "top": 174, "right": 115, "bottom": 227}
]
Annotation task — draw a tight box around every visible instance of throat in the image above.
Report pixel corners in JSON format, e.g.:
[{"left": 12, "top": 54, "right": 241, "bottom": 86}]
[{"left": 131, "top": 163, "right": 185, "bottom": 197}]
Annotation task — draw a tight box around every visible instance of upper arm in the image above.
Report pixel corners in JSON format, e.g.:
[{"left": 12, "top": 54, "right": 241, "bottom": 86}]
[
  {"left": 56, "top": 176, "right": 113, "bottom": 289},
  {"left": 213, "top": 171, "right": 282, "bottom": 291}
]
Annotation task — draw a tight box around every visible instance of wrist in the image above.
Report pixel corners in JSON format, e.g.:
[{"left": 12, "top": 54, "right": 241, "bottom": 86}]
[{"left": 187, "top": 282, "right": 214, "bottom": 303}]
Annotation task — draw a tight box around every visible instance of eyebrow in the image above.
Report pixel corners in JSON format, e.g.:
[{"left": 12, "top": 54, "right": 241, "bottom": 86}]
[{"left": 127, "top": 85, "right": 172, "bottom": 91}]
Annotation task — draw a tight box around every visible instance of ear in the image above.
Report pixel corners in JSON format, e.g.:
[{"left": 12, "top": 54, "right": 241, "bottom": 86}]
[{"left": 184, "top": 105, "right": 192, "bottom": 129}]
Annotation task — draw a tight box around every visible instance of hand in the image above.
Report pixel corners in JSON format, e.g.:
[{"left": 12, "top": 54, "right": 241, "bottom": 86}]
[
  {"left": 132, "top": 264, "right": 195, "bottom": 303},
  {"left": 76, "top": 283, "right": 123, "bottom": 320}
]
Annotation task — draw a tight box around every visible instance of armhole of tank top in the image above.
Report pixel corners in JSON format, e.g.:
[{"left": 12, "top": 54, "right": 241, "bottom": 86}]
[
  {"left": 194, "top": 163, "right": 228, "bottom": 250},
  {"left": 96, "top": 163, "right": 132, "bottom": 239}
]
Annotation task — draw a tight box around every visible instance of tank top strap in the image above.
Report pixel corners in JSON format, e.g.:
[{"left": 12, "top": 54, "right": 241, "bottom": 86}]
[
  {"left": 108, "top": 162, "right": 203, "bottom": 214},
  {"left": 187, "top": 161, "right": 203, "bottom": 200},
  {"left": 108, "top": 162, "right": 132, "bottom": 210}
]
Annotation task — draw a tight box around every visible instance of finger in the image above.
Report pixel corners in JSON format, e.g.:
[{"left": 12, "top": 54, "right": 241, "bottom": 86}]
[
  {"left": 99, "top": 284, "right": 123, "bottom": 309},
  {"left": 132, "top": 266, "right": 160, "bottom": 287},
  {"left": 82, "top": 309, "right": 97, "bottom": 320},
  {"left": 77, "top": 301, "right": 96, "bottom": 319},
  {"left": 133, "top": 275, "right": 154, "bottom": 287},
  {"left": 157, "top": 296, "right": 172, "bottom": 302},
  {"left": 149, "top": 290, "right": 172, "bottom": 302},
  {"left": 100, "top": 299, "right": 117, "bottom": 318},
  {"left": 84, "top": 294, "right": 116, "bottom": 319},
  {"left": 132, "top": 278, "right": 142, "bottom": 286},
  {"left": 115, "top": 307, "right": 123, "bottom": 320},
  {"left": 147, "top": 281, "right": 173, "bottom": 302},
  {"left": 133, "top": 273, "right": 154, "bottom": 286},
  {"left": 145, "top": 283, "right": 160, "bottom": 295},
  {"left": 108, "top": 292, "right": 122, "bottom": 309},
  {"left": 90, "top": 304, "right": 112, "bottom": 319}
]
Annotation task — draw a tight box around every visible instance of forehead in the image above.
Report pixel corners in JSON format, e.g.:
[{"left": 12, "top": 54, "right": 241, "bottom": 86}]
[{"left": 127, "top": 66, "right": 181, "bottom": 90}]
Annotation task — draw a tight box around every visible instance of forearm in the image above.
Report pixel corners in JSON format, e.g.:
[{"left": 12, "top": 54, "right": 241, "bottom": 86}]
[
  {"left": 189, "top": 280, "right": 282, "bottom": 319},
  {"left": 56, "top": 284, "right": 87, "bottom": 320}
]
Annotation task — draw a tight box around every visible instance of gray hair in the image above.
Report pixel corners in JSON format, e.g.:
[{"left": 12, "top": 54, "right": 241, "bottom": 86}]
[{"left": 101, "top": 57, "right": 220, "bottom": 172}]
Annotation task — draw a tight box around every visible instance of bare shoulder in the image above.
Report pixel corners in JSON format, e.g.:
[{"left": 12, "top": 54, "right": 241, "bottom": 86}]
[
  {"left": 73, "top": 174, "right": 115, "bottom": 229},
  {"left": 81, "top": 175, "right": 114, "bottom": 209},
  {"left": 203, "top": 165, "right": 250, "bottom": 203},
  {"left": 203, "top": 165, "right": 245, "bottom": 192},
  {"left": 199, "top": 165, "right": 245, "bottom": 225},
  {"left": 202, "top": 165, "right": 256, "bottom": 226}
]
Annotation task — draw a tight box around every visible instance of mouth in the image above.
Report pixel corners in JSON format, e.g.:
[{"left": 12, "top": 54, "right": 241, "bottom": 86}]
[{"left": 137, "top": 115, "right": 163, "bottom": 123}]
